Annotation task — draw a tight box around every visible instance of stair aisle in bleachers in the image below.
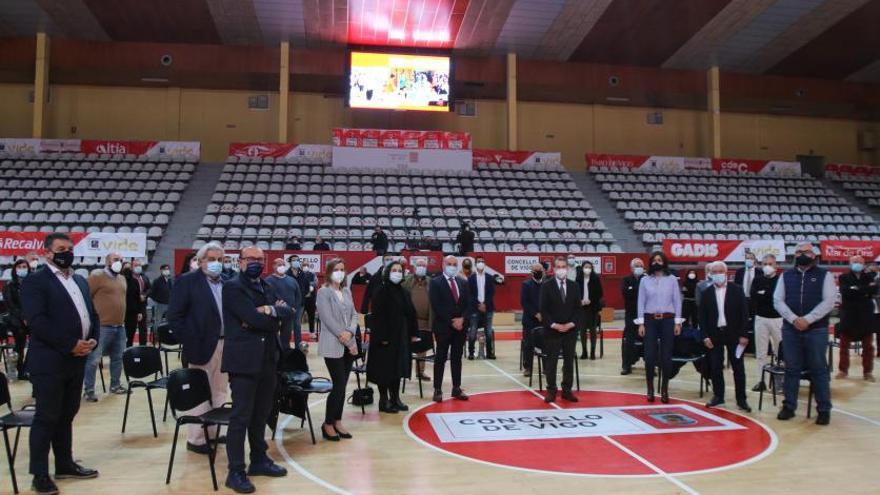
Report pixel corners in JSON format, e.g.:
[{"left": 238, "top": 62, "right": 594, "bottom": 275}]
[{"left": 568, "top": 170, "right": 643, "bottom": 253}]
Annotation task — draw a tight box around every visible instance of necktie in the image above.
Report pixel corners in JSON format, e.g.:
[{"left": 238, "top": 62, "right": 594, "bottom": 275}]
[
  {"left": 559, "top": 281, "right": 566, "bottom": 300},
  {"left": 448, "top": 277, "right": 459, "bottom": 303}
]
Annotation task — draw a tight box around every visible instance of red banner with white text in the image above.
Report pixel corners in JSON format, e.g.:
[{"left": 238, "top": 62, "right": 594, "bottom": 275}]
[
  {"left": 586, "top": 153, "right": 801, "bottom": 175},
  {"left": 472, "top": 150, "right": 561, "bottom": 167},
  {"left": 79, "top": 140, "right": 200, "bottom": 158},
  {"left": 332, "top": 128, "right": 471, "bottom": 150},
  {"left": 826, "top": 163, "right": 880, "bottom": 177},
  {"left": 820, "top": 240, "right": 880, "bottom": 262},
  {"left": 227, "top": 143, "right": 332, "bottom": 162},
  {"left": 0, "top": 232, "right": 86, "bottom": 256},
  {"left": 663, "top": 239, "right": 786, "bottom": 263}
]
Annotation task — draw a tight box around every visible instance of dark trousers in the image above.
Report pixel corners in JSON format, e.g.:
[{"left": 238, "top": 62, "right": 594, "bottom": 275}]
[
  {"left": 543, "top": 329, "right": 576, "bottom": 392},
  {"left": 304, "top": 298, "right": 317, "bottom": 334},
  {"left": 29, "top": 365, "right": 84, "bottom": 476},
  {"left": 644, "top": 318, "right": 675, "bottom": 383},
  {"left": 433, "top": 329, "right": 465, "bottom": 391},
  {"left": 125, "top": 311, "right": 147, "bottom": 347},
  {"left": 12, "top": 327, "right": 27, "bottom": 375},
  {"left": 579, "top": 308, "right": 599, "bottom": 357},
  {"left": 782, "top": 326, "right": 832, "bottom": 413},
  {"left": 226, "top": 344, "right": 277, "bottom": 473},
  {"left": 323, "top": 354, "right": 353, "bottom": 424},
  {"left": 521, "top": 322, "right": 538, "bottom": 370},
  {"left": 621, "top": 317, "right": 638, "bottom": 371},
  {"left": 709, "top": 339, "right": 747, "bottom": 403}
]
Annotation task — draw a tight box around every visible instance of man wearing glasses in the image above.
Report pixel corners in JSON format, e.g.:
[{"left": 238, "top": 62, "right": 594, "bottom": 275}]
[{"left": 773, "top": 242, "right": 834, "bottom": 425}]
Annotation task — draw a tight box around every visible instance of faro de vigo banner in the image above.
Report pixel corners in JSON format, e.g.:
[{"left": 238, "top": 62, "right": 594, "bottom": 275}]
[
  {"left": 0, "top": 231, "right": 146, "bottom": 258},
  {"left": 663, "top": 239, "right": 786, "bottom": 263}
]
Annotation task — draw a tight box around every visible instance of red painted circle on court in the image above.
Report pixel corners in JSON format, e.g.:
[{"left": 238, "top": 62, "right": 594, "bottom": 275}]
[{"left": 406, "top": 390, "right": 775, "bottom": 476}]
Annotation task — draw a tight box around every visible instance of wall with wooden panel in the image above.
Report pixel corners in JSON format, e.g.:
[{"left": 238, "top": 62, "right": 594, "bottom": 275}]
[{"left": 0, "top": 84, "right": 33, "bottom": 138}]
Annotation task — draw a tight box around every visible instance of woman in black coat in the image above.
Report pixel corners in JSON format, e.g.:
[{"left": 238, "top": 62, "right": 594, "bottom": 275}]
[
  {"left": 3, "top": 259, "right": 31, "bottom": 377},
  {"left": 367, "top": 261, "right": 417, "bottom": 413},
  {"left": 576, "top": 261, "right": 605, "bottom": 360}
]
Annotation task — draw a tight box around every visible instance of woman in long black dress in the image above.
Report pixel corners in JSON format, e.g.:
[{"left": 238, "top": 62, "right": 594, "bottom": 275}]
[
  {"left": 367, "top": 261, "right": 418, "bottom": 414},
  {"left": 3, "top": 259, "right": 31, "bottom": 377}
]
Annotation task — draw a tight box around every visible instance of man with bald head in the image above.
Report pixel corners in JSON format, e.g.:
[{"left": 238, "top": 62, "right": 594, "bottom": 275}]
[
  {"left": 83, "top": 252, "right": 128, "bottom": 402},
  {"left": 836, "top": 254, "right": 877, "bottom": 381},
  {"left": 222, "top": 246, "right": 293, "bottom": 493},
  {"left": 429, "top": 255, "right": 472, "bottom": 402}
]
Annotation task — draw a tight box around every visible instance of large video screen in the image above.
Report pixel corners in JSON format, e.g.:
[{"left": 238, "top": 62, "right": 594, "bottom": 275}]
[{"left": 349, "top": 51, "right": 451, "bottom": 112}]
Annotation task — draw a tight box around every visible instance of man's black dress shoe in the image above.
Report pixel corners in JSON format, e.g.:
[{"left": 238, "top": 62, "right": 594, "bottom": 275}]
[
  {"left": 31, "top": 475, "right": 59, "bottom": 495},
  {"left": 55, "top": 462, "right": 98, "bottom": 479},
  {"left": 225, "top": 471, "right": 255, "bottom": 494}
]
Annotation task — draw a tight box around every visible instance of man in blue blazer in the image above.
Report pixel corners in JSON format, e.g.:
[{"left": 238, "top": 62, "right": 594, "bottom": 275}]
[
  {"left": 467, "top": 256, "right": 497, "bottom": 360},
  {"left": 221, "top": 246, "right": 293, "bottom": 494},
  {"left": 21, "top": 233, "right": 99, "bottom": 494},
  {"left": 167, "top": 241, "right": 228, "bottom": 454},
  {"left": 429, "top": 255, "right": 472, "bottom": 403}
]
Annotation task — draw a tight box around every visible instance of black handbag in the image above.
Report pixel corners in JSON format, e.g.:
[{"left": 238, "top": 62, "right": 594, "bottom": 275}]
[{"left": 349, "top": 386, "right": 374, "bottom": 406}]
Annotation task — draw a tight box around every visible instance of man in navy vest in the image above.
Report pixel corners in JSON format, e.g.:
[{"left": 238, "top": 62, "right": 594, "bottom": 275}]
[{"left": 773, "top": 241, "right": 834, "bottom": 425}]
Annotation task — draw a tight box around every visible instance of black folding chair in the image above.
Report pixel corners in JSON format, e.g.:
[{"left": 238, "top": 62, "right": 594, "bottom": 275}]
[
  {"left": 165, "top": 368, "right": 232, "bottom": 491},
  {"left": 121, "top": 346, "right": 168, "bottom": 438},
  {"left": 658, "top": 353, "right": 709, "bottom": 398},
  {"left": 351, "top": 326, "right": 369, "bottom": 414},
  {"left": 0, "top": 372, "right": 35, "bottom": 494},
  {"left": 758, "top": 354, "right": 816, "bottom": 418},
  {"left": 404, "top": 330, "right": 435, "bottom": 399},
  {"left": 156, "top": 323, "right": 183, "bottom": 376},
  {"left": 527, "top": 326, "right": 580, "bottom": 392},
  {"left": 278, "top": 349, "right": 332, "bottom": 445}
]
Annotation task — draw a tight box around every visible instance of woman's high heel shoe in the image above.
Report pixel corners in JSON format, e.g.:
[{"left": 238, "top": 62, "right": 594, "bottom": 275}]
[
  {"left": 322, "top": 425, "right": 340, "bottom": 441},
  {"left": 334, "top": 425, "right": 353, "bottom": 439}
]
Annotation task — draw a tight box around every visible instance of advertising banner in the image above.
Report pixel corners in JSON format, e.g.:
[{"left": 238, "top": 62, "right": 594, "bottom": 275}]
[
  {"left": 587, "top": 153, "right": 801, "bottom": 175},
  {"left": 820, "top": 240, "right": 880, "bottom": 262},
  {"left": 663, "top": 239, "right": 786, "bottom": 263},
  {"left": 473, "top": 150, "right": 562, "bottom": 167},
  {"left": 0, "top": 232, "right": 145, "bottom": 257},
  {"left": 331, "top": 146, "right": 472, "bottom": 171},
  {"left": 332, "top": 128, "right": 471, "bottom": 150},
  {"left": 0, "top": 138, "right": 81, "bottom": 154},
  {"left": 79, "top": 140, "right": 200, "bottom": 159},
  {"left": 227, "top": 143, "right": 332, "bottom": 162},
  {"left": 826, "top": 163, "right": 880, "bottom": 177}
]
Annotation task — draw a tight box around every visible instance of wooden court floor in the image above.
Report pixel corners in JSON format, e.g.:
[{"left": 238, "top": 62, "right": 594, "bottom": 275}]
[{"left": 5, "top": 329, "right": 879, "bottom": 495}]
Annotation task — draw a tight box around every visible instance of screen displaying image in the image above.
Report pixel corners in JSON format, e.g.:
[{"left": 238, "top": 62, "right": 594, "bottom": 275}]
[{"left": 349, "top": 51, "right": 450, "bottom": 112}]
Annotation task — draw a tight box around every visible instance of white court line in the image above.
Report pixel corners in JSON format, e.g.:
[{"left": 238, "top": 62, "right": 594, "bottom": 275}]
[
  {"left": 273, "top": 397, "right": 355, "bottom": 495},
  {"left": 483, "top": 360, "right": 701, "bottom": 495}
]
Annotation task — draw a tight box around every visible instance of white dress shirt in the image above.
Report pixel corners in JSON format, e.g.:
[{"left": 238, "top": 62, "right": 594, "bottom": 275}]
[
  {"left": 582, "top": 276, "right": 590, "bottom": 303},
  {"left": 476, "top": 271, "right": 486, "bottom": 303},
  {"left": 49, "top": 263, "right": 92, "bottom": 339},
  {"left": 743, "top": 267, "right": 755, "bottom": 296},
  {"left": 714, "top": 284, "right": 727, "bottom": 328}
]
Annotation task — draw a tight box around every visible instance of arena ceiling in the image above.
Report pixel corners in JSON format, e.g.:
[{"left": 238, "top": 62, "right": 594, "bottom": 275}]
[{"left": 1, "top": 0, "right": 878, "bottom": 82}]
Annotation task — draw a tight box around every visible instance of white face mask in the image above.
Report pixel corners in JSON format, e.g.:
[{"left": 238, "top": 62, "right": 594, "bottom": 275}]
[
  {"left": 161, "top": 269, "right": 171, "bottom": 277},
  {"left": 331, "top": 270, "right": 345, "bottom": 284},
  {"left": 29, "top": 260, "right": 39, "bottom": 269},
  {"left": 389, "top": 272, "right": 404, "bottom": 284},
  {"left": 762, "top": 265, "right": 776, "bottom": 277},
  {"left": 190, "top": 260, "right": 199, "bottom": 271},
  {"left": 555, "top": 268, "right": 568, "bottom": 280},
  {"left": 302, "top": 266, "right": 311, "bottom": 272},
  {"left": 110, "top": 261, "right": 122, "bottom": 273},
  {"left": 415, "top": 266, "right": 427, "bottom": 277},
  {"left": 275, "top": 265, "right": 287, "bottom": 275},
  {"left": 687, "top": 273, "right": 696, "bottom": 280},
  {"left": 475, "top": 262, "right": 486, "bottom": 271}
]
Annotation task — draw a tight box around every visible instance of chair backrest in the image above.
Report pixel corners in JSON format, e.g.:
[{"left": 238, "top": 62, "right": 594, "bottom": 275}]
[
  {"left": 277, "top": 347, "right": 309, "bottom": 373},
  {"left": 0, "top": 372, "right": 11, "bottom": 412},
  {"left": 167, "top": 368, "right": 213, "bottom": 415},
  {"left": 157, "top": 323, "right": 180, "bottom": 347},
  {"left": 122, "top": 345, "right": 163, "bottom": 380},
  {"left": 530, "top": 326, "right": 545, "bottom": 351}
]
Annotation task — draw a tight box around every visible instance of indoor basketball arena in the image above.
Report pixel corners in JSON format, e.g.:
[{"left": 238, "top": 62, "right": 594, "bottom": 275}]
[{"left": 1, "top": 1, "right": 880, "bottom": 494}]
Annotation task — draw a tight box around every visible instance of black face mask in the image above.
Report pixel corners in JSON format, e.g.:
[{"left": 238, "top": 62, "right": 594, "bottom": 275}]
[
  {"left": 650, "top": 262, "right": 665, "bottom": 273},
  {"left": 533, "top": 271, "right": 544, "bottom": 281},
  {"left": 796, "top": 254, "right": 813, "bottom": 267},
  {"left": 53, "top": 250, "right": 74, "bottom": 269}
]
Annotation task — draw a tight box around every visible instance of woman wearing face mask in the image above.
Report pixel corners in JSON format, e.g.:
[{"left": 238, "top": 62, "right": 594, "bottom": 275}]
[
  {"left": 367, "top": 261, "right": 418, "bottom": 413},
  {"left": 316, "top": 258, "right": 359, "bottom": 440},
  {"left": 460, "top": 258, "right": 474, "bottom": 279},
  {"left": 180, "top": 252, "right": 198, "bottom": 276},
  {"left": 4, "top": 259, "right": 31, "bottom": 377},
  {"left": 681, "top": 269, "right": 699, "bottom": 327},
  {"left": 635, "top": 252, "right": 683, "bottom": 403},
  {"left": 575, "top": 261, "right": 604, "bottom": 360}
]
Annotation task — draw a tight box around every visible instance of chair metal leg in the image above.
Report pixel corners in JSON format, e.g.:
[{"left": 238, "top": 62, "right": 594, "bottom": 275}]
[
  {"left": 771, "top": 372, "right": 778, "bottom": 407},
  {"left": 528, "top": 354, "right": 534, "bottom": 388},
  {"left": 164, "top": 351, "right": 170, "bottom": 377},
  {"left": 537, "top": 354, "right": 544, "bottom": 391},
  {"left": 305, "top": 402, "right": 316, "bottom": 445},
  {"left": 417, "top": 362, "right": 424, "bottom": 399},
  {"left": 204, "top": 424, "right": 218, "bottom": 491},
  {"left": 599, "top": 327, "right": 604, "bottom": 358},
  {"left": 121, "top": 389, "right": 132, "bottom": 433},
  {"left": 575, "top": 356, "right": 580, "bottom": 391},
  {"left": 12, "top": 426, "right": 21, "bottom": 460},
  {"left": 163, "top": 394, "right": 169, "bottom": 422},
  {"left": 3, "top": 427, "right": 18, "bottom": 494},
  {"left": 166, "top": 422, "right": 180, "bottom": 484},
  {"left": 99, "top": 360, "right": 106, "bottom": 393},
  {"left": 146, "top": 388, "right": 158, "bottom": 438},
  {"left": 758, "top": 369, "right": 766, "bottom": 411}
]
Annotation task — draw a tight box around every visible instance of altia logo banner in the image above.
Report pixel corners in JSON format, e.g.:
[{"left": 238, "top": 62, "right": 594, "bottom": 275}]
[
  {"left": 80, "top": 140, "right": 200, "bottom": 158},
  {"left": 663, "top": 239, "right": 785, "bottom": 262}
]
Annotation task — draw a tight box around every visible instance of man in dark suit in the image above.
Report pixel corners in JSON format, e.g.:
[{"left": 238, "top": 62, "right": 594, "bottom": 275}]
[
  {"left": 167, "top": 241, "right": 228, "bottom": 454},
  {"left": 539, "top": 256, "right": 582, "bottom": 403},
  {"left": 429, "top": 255, "right": 472, "bottom": 402},
  {"left": 520, "top": 263, "right": 544, "bottom": 376},
  {"left": 360, "top": 254, "right": 393, "bottom": 314},
  {"left": 467, "top": 256, "right": 496, "bottom": 360},
  {"left": 21, "top": 233, "right": 99, "bottom": 494},
  {"left": 149, "top": 264, "right": 173, "bottom": 325},
  {"left": 700, "top": 261, "right": 752, "bottom": 412},
  {"left": 734, "top": 251, "right": 760, "bottom": 351},
  {"left": 370, "top": 226, "right": 389, "bottom": 256},
  {"left": 222, "top": 246, "right": 293, "bottom": 493},
  {"left": 620, "top": 258, "right": 645, "bottom": 375}
]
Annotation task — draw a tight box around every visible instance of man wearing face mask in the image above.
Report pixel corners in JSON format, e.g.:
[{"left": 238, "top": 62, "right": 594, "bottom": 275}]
[
  {"left": 123, "top": 259, "right": 151, "bottom": 347},
  {"left": 300, "top": 261, "right": 319, "bottom": 335},
  {"left": 149, "top": 264, "right": 174, "bottom": 326},
  {"left": 700, "top": 261, "right": 751, "bottom": 412},
  {"left": 313, "top": 236, "right": 330, "bottom": 251},
  {"left": 773, "top": 242, "right": 834, "bottom": 425},
  {"left": 750, "top": 254, "right": 783, "bottom": 391},
  {"left": 620, "top": 258, "right": 645, "bottom": 375},
  {"left": 25, "top": 250, "right": 42, "bottom": 271},
  {"left": 734, "top": 252, "right": 760, "bottom": 352},
  {"left": 403, "top": 258, "right": 432, "bottom": 381},
  {"left": 167, "top": 242, "right": 229, "bottom": 454},
  {"left": 520, "top": 263, "right": 544, "bottom": 376},
  {"left": 455, "top": 223, "right": 475, "bottom": 256},
  {"left": 83, "top": 252, "right": 128, "bottom": 402},
  {"left": 540, "top": 257, "right": 582, "bottom": 403},
  {"left": 287, "top": 256, "right": 308, "bottom": 342},
  {"left": 370, "top": 226, "right": 389, "bottom": 256},
  {"left": 265, "top": 258, "right": 302, "bottom": 350},
  {"left": 429, "top": 255, "right": 472, "bottom": 402},
  {"left": 467, "top": 256, "right": 496, "bottom": 360},
  {"left": 836, "top": 255, "right": 877, "bottom": 382},
  {"left": 221, "top": 255, "right": 238, "bottom": 282},
  {"left": 222, "top": 247, "right": 293, "bottom": 493},
  {"left": 361, "top": 254, "right": 394, "bottom": 314},
  {"left": 22, "top": 233, "right": 100, "bottom": 494}
]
